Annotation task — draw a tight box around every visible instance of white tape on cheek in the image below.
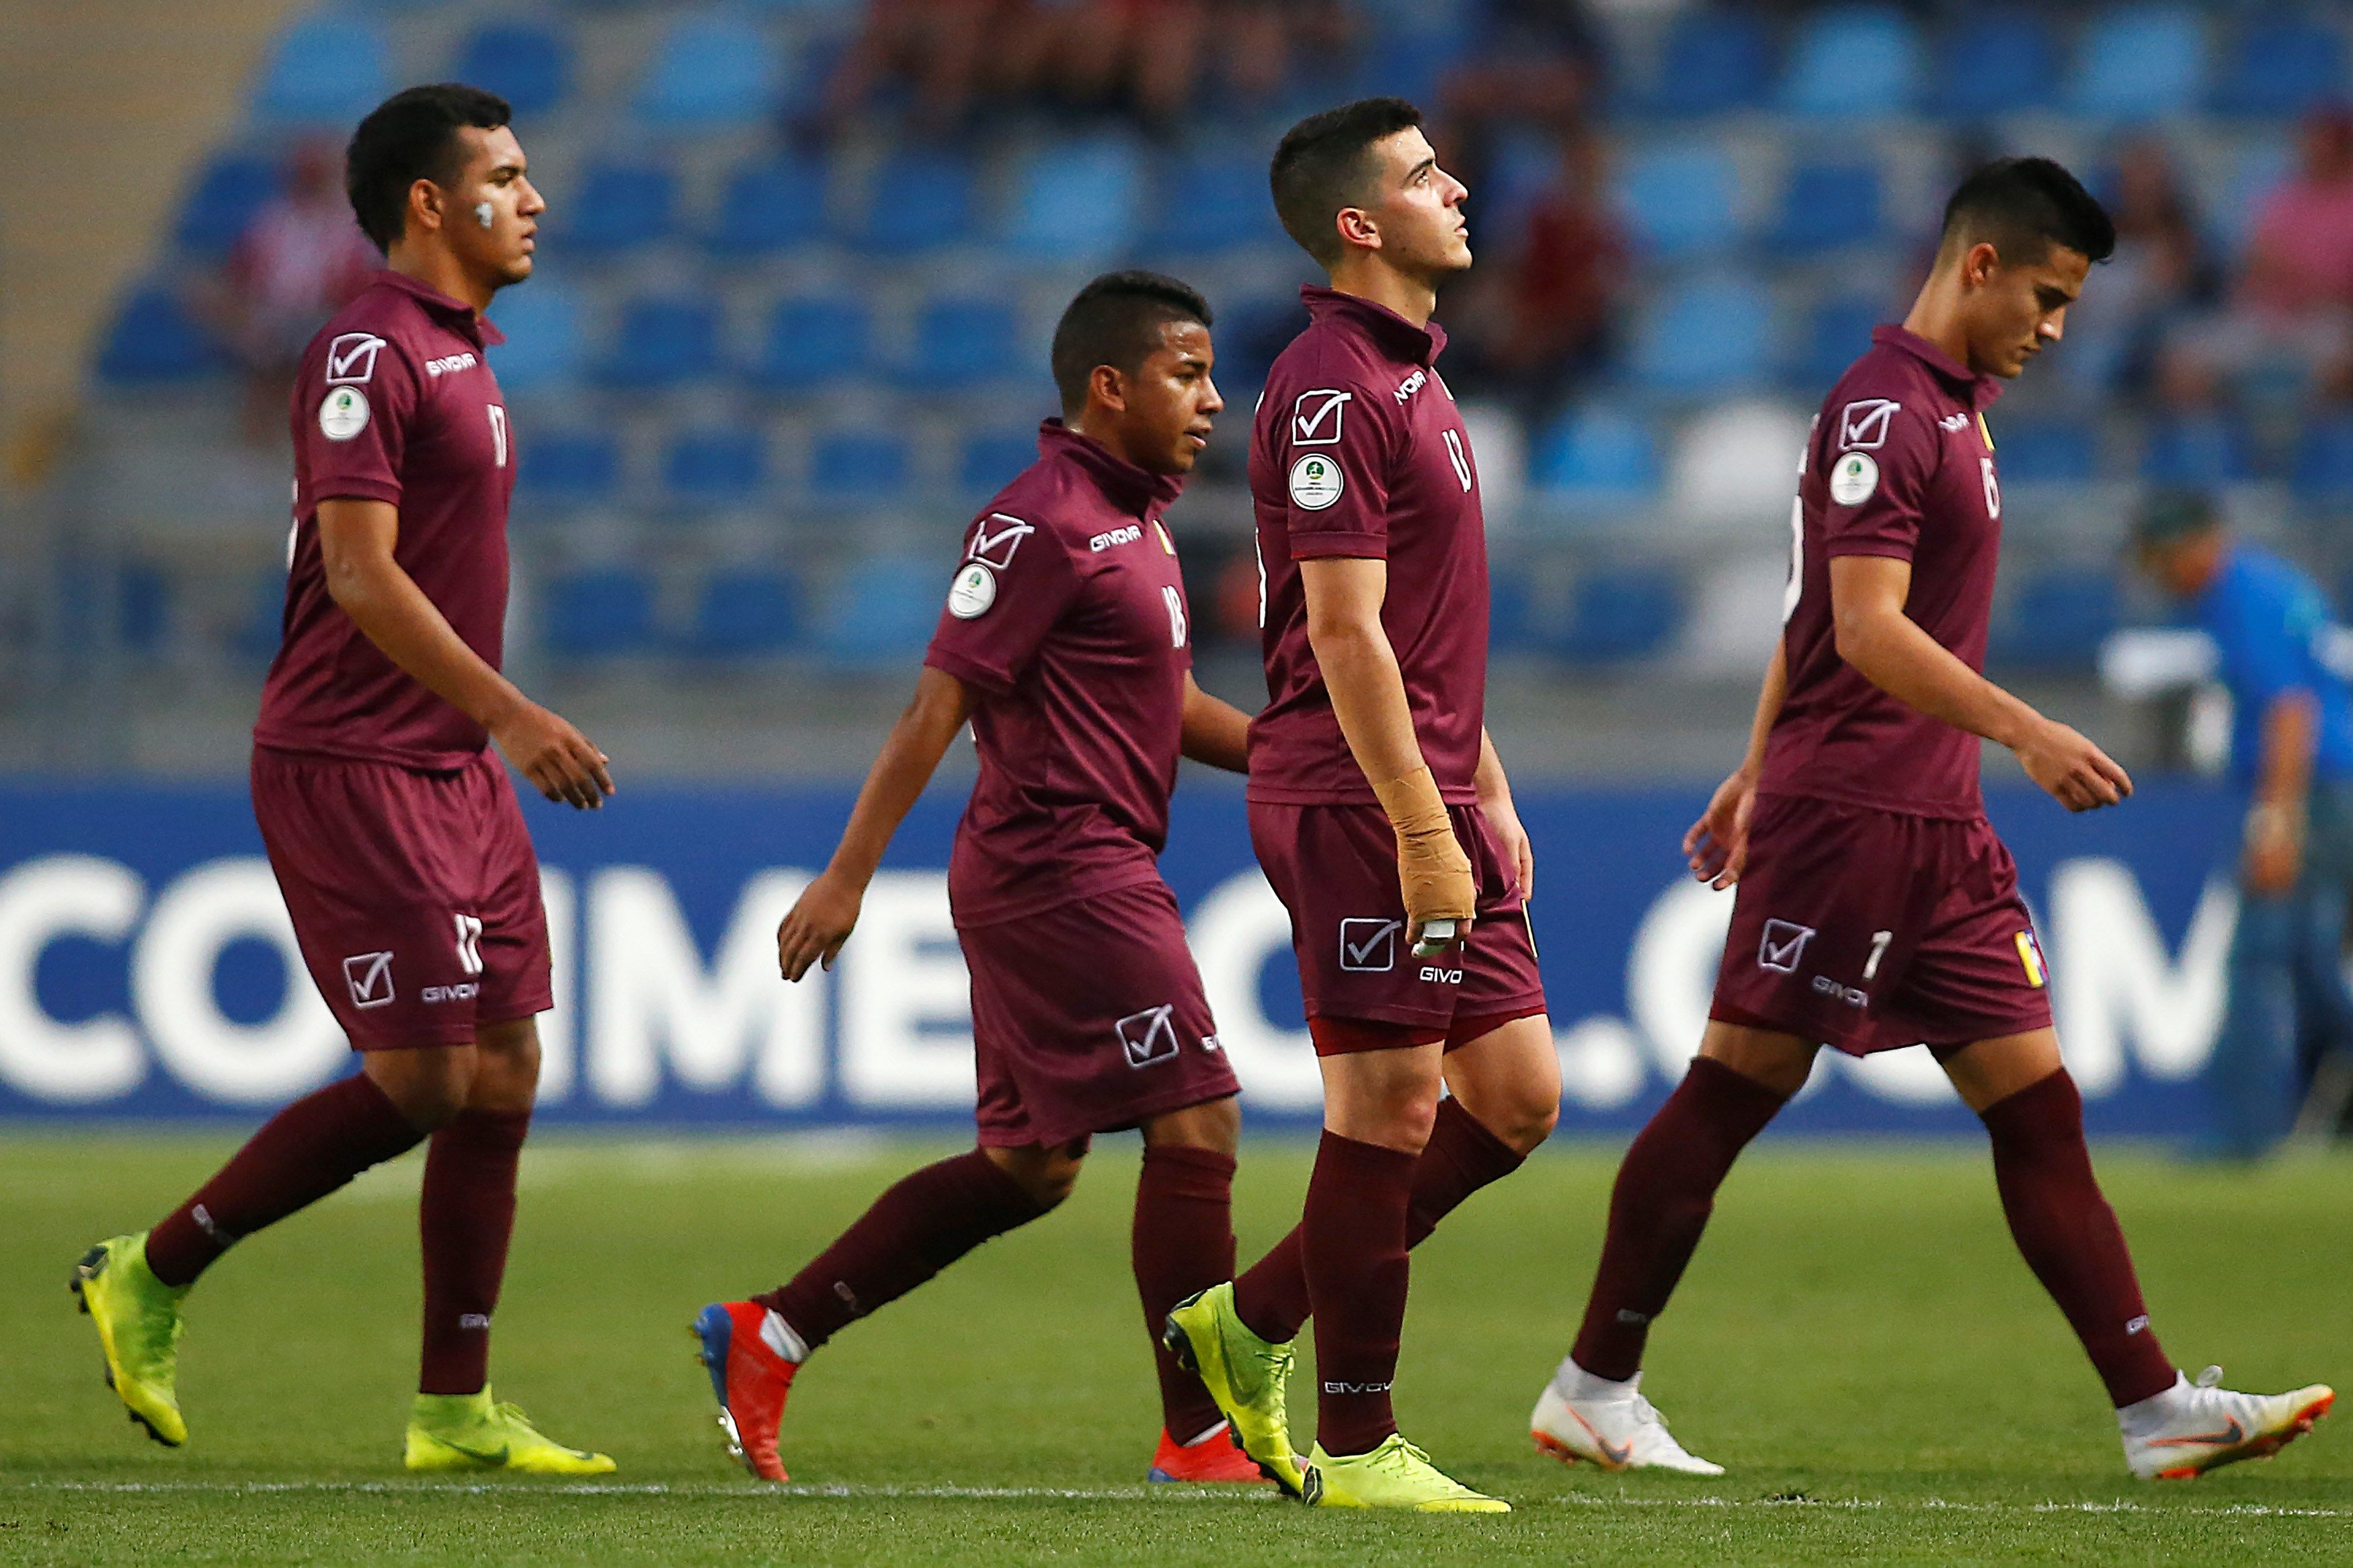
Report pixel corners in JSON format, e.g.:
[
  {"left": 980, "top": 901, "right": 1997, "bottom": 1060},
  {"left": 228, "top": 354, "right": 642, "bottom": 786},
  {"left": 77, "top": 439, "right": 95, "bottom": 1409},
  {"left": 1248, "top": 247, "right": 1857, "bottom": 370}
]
[{"left": 475, "top": 202, "right": 494, "bottom": 229}]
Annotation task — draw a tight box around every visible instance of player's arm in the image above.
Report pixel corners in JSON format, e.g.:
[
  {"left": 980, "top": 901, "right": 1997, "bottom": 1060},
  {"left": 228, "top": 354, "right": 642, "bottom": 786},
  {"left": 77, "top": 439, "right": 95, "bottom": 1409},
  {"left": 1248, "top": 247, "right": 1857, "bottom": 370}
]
[
  {"left": 2245, "top": 690, "right": 2317, "bottom": 894},
  {"left": 776, "top": 665, "right": 977, "bottom": 980},
  {"left": 1300, "top": 555, "right": 1475, "bottom": 942},
  {"left": 1474, "top": 727, "right": 1533, "bottom": 901},
  {"left": 1828, "top": 553, "right": 2131, "bottom": 811},
  {"left": 316, "top": 497, "right": 612, "bottom": 809},
  {"left": 1179, "top": 673, "right": 1251, "bottom": 773},
  {"left": 1686, "top": 641, "right": 1787, "bottom": 888}
]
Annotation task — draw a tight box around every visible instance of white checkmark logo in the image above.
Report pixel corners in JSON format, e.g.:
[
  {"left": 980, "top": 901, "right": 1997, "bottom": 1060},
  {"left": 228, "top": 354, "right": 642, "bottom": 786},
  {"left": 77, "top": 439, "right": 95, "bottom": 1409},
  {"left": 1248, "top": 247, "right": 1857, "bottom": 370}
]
[
  {"left": 1339, "top": 918, "right": 1400, "bottom": 973},
  {"left": 1757, "top": 919, "right": 1814, "bottom": 974}
]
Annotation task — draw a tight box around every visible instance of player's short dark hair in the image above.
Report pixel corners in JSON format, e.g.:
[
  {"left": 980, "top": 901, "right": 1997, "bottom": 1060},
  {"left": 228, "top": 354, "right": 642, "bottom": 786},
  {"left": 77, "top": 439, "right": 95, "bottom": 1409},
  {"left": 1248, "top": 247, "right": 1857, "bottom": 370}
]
[
  {"left": 346, "top": 83, "right": 512, "bottom": 252},
  {"left": 1270, "top": 97, "right": 1426, "bottom": 267},
  {"left": 1049, "top": 271, "right": 1213, "bottom": 416},
  {"left": 1938, "top": 156, "right": 2116, "bottom": 268}
]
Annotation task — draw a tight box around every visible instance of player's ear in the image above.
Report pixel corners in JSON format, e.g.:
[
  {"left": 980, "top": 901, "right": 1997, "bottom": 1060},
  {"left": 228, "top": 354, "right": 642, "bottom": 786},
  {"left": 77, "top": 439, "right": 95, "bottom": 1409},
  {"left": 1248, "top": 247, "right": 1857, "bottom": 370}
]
[
  {"left": 1962, "top": 240, "right": 2001, "bottom": 290},
  {"left": 408, "top": 177, "right": 445, "bottom": 236},
  {"left": 1088, "top": 362, "right": 1129, "bottom": 415},
  {"left": 1335, "top": 205, "right": 1380, "bottom": 253}
]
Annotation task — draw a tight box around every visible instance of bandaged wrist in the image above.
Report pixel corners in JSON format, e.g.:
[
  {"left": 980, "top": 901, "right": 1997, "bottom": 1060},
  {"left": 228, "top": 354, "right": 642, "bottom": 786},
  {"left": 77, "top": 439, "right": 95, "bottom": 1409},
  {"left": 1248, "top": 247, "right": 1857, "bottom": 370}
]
[{"left": 1369, "top": 764, "right": 1450, "bottom": 836}]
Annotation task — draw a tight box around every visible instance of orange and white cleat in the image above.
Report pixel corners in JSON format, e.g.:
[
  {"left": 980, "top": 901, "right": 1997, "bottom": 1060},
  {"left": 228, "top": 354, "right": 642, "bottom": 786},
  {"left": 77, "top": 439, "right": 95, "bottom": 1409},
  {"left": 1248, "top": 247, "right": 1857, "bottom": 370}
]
[
  {"left": 1146, "top": 1421, "right": 1275, "bottom": 1484},
  {"left": 692, "top": 1301, "right": 801, "bottom": 1481},
  {"left": 1530, "top": 1362, "right": 1724, "bottom": 1476},
  {"left": 2122, "top": 1367, "right": 2333, "bottom": 1481}
]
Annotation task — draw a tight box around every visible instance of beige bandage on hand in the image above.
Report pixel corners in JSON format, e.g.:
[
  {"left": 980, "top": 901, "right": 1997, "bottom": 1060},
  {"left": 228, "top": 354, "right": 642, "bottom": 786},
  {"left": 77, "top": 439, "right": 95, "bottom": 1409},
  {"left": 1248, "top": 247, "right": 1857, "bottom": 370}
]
[{"left": 1370, "top": 764, "right": 1476, "bottom": 936}]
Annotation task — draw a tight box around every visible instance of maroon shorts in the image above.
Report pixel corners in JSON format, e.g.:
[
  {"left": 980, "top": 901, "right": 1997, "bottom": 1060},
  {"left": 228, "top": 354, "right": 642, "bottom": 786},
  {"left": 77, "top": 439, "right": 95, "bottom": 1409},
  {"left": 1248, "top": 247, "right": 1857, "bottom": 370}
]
[
  {"left": 1709, "top": 794, "right": 2052, "bottom": 1057},
  {"left": 1248, "top": 800, "right": 1548, "bottom": 1047},
  {"left": 959, "top": 878, "right": 1240, "bottom": 1149},
  {"left": 251, "top": 746, "right": 553, "bottom": 1050}
]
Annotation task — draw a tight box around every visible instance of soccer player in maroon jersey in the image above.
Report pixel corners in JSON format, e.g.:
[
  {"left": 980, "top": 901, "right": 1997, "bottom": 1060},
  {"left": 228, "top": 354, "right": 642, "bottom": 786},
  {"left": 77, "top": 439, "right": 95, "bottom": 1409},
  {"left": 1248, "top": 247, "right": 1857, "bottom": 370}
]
[
  {"left": 1531, "top": 159, "right": 2333, "bottom": 1482},
  {"left": 692, "top": 272, "right": 1265, "bottom": 1487},
  {"left": 1162, "top": 99, "right": 1559, "bottom": 1512},
  {"left": 71, "top": 85, "right": 616, "bottom": 1475}
]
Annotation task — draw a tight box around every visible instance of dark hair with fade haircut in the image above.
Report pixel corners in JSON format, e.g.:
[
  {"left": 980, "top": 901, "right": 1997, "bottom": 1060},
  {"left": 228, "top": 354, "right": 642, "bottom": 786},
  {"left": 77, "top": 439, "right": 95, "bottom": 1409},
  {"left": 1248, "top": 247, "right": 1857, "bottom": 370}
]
[
  {"left": 1049, "top": 270, "right": 1213, "bottom": 415},
  {"left": 346, "top": 83, "right": 513, "bottom": 253},
  {"left": 1938, "top": 156, "right": 2116, "bottom": 268},
  {"left": 1269, "top": 97, "right": 1425, "bottom": 267}
]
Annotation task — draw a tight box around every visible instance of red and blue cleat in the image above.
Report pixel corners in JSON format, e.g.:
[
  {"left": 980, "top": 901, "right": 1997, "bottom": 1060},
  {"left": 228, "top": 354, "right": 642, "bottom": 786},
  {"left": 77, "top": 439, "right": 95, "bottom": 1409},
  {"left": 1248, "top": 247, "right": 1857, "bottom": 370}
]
[{"left": 691, "top": 1301, "right": 798, "bottom": 1482}]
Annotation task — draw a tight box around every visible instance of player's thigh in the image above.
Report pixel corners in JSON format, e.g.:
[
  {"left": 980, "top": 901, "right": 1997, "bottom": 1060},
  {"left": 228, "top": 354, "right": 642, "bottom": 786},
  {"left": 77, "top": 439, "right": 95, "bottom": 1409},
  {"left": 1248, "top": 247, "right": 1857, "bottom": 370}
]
[
  {"left": 1441, "top": 1013, "right": 1560, "bottom": 1152},
  {"left": 1698, "top": 1020, "right": 1821, "bottom": 1098},
  {"left": 1932, "top": 1028, "right": 2065, "bottom": 1114}
]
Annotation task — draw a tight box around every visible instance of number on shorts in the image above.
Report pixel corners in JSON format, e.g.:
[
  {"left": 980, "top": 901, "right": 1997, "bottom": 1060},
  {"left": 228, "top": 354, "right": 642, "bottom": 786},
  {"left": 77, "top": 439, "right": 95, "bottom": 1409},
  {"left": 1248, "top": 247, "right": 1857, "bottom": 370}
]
[{"left": 1862, "top": 928, "right": 1893, "bottom": 983}]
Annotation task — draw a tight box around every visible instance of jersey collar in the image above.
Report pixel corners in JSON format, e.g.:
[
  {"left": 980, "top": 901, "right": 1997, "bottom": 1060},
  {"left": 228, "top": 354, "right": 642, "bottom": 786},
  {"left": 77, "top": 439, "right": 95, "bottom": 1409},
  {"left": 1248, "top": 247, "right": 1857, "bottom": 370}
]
[
  {"left": 368, "top": 270, "right": 508, "bottom": 348},
  {"left": 1872, "top": 325, "right": 1999, "bottom": 409},
  {"left": 1038, "top": 420, "right": 1183, "bottom": 516},
  {"left": 1301, "top": 285, "right": 1448, "bottom": 367}
]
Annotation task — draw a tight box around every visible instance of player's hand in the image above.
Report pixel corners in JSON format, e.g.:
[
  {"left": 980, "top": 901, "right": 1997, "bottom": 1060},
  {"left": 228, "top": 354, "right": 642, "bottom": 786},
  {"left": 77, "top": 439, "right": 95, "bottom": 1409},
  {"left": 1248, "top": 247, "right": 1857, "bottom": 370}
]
[
  {"left": 777, "top": 869, "right": 863, "bottom": 981},
  {"left": 2243, "top": 805, "right": 2303, "bottom": 895},
  {"left": 1685, "top": 768, "right": 1758, "bottom": 889},
  {"left": 492, "top": 702, "right": 614, "bottom": 810},
  {"left": 1479, "top": 792, "right": 1536, "bottom": 904},
  {"left": 2015, "top": 720, "right": 2132, "bottom": 813},
  {"left": 1395, "top": 816, "right": 1477, "bottom": 950}
]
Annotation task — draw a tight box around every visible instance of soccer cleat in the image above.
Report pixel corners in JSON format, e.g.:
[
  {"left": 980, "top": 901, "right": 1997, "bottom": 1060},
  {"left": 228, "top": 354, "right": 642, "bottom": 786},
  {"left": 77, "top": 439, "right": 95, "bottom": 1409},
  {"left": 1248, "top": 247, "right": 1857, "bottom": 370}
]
[
  {"left": 402, "top": 1388, "right": 616, "bottom": 1475},
  {"left": 1146, "top": 1422, "right": 1273, "bottom": 1484},
  {"left": 2121, "top": 1366, "right": 2334, "bottom": 1481},
  {"left": 1162, "top": 1283, "right": 1304, "bottom": 1496},
  {"left": 71, "top": 1233, "right": 190, "bottom": 1448},
  {"left": 692, "top": 1301, "right": 799, "bottom": 1482},
  {"left": 1300, "top": 1435, "right": 1510, "bottom": 1512},
  {"left": 1531, "top": 1370, "right": 1724, "bottom": 1476}
]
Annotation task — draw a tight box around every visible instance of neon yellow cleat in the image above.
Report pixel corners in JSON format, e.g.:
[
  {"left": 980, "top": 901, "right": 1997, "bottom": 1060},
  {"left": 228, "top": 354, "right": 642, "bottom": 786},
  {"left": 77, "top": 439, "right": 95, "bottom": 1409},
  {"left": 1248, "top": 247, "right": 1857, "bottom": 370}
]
[
  {"left": 1162, "top": 1282, "right": 1304, "bottom": 1497},
  {"left": 1302, "top": 1435, "right": 1511, "bottom": 1512},
  {"left": 403, "top": 1388, "right": 616, "bottom": 1476},
  {"left": 71, "top": 1233, "right": 189, "bottom": 1448}
]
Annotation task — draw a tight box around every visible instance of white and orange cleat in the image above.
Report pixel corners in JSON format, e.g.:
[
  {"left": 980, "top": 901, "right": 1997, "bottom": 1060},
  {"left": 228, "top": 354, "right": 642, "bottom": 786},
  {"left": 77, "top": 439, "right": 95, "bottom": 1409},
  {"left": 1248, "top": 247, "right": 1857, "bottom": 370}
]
[
  {"left": 1530, "top": 1360, "right": 1723, "bottom": 1477},
  {"left": 2121, "top": 1366, "right": 2334, "bottom": 1481},
  {"left": 691, "top": 1301, "right": 801, "bottom": 1482},
  {"left": 1146, "top": 1421, "right": 1275, "bottom": 1485}
]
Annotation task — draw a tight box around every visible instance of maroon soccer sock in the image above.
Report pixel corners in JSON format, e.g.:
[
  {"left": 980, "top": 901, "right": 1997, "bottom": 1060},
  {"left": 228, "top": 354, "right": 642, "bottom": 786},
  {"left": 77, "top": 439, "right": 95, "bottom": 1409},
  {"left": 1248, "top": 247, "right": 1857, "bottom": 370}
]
[
  {"left": 417, "top": 1107, "right": 530, "bottom": 1396},
  {"left": 1133, "top": 1145, "right": 1237, "bottom": 1442},
  {"left": 1302, "top": 1130, "right": 1417, "bottom": 1456},
  {"left": 1569, "top": 1057, "right": 1787, "bottom": 1382},
  {"left": 1232, "top": 1096, "right": 1523, "bottom": 1344},
  {"left": 753, "top": 1149, "right": 1046, "bottom": 1353},
  {"left": 1980, "top": 1069, "right": 2176, "bottom": 1407},
  {"left": 145, "top": 1072, "right": 426, "bottom": 1288}
]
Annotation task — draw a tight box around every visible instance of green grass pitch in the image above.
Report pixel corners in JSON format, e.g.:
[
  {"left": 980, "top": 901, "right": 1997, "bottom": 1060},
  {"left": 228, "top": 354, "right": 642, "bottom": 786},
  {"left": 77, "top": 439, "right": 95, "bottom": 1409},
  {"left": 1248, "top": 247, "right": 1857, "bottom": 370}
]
[{"left": 3, "top": 1129, "right": 2347, "bottom": 1565}]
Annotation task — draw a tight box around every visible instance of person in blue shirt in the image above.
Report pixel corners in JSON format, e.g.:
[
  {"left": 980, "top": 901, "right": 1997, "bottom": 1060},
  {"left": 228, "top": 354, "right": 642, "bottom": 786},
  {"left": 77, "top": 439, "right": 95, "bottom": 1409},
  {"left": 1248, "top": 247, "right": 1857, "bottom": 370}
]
[{"left": 2137, "top": 490, "right": 2353, "bottom": 1157}]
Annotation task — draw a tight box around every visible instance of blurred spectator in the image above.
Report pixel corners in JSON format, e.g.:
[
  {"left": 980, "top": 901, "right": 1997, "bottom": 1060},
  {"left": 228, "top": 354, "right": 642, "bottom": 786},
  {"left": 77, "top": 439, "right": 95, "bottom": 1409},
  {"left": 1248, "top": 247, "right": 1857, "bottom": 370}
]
[
  {"left": 821, "top": 0, "right": 1036, "bottom": 136},
  {"left": 2075, "top": 136, "right": 2215, "bottom": 402},
  {"left": 1437, "top": 0, "right": 1607, "bottom": 199},
  {"left": 192, "top": 140, "right": 377, "bottom": 445}
]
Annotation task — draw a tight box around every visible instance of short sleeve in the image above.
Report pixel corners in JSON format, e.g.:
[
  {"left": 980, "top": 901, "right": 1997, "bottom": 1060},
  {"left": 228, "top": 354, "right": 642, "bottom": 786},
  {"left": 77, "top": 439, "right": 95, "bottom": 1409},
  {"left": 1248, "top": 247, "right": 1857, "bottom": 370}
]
[
  {"left": 922, "top": 509, "right": 1084, "bottom": 696},
  {"left": 1819, "top": 396, "right": 1933, "bottom": 563},
  {"left": 1273, "top": 382, "right": 1394, "bottom": 561},
  {"left": 301, "top": 330, "right": 420, "bottom": 507}
]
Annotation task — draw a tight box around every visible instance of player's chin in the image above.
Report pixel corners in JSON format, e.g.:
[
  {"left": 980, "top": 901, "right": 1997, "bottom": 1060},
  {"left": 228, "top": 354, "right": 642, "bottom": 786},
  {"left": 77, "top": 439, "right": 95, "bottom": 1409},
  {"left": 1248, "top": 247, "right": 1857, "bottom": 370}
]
[{"left": 500, "top": 255, "right": 536, "bottom": 285}]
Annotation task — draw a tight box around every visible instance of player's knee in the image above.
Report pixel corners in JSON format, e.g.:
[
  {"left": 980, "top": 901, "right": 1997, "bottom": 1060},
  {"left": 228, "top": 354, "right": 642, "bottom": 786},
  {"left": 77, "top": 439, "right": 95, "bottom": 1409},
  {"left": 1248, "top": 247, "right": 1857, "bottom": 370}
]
[
  {"left": 1494, "top": 1089, "right": 1560, "bottom": 1153},
  {"left": 366, "top": 1050, "right": 473, "bottom": 1131},
  {"left": 1144, "top": 1095, "right": 1240, "bottom": 1156},
  {"left": 471, "top": 1019, "right": 543, "bottom": 1108},
  {"left": 986, "top": 1141, "right": 1087, "bottom": 1210}
]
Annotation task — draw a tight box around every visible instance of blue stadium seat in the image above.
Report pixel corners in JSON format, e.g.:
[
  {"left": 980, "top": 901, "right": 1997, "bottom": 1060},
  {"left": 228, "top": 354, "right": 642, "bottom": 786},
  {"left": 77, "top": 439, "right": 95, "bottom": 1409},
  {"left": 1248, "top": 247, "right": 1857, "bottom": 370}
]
[
  {"left": 1628, "top": 278, "right": 1772, "bottom": 397},
  {"left": 239, "top": 569, "right": 288, "bottom": 664},
  {"left": 1529, "top": 407, "right": 1660, "bottom": 514},
  {"left": 2141, "top": 415, "right": 2251, "bottom": 486},
  {"left": 686, "top": 569, "right": 802, "bottom": 657},
  {"left": 959, "top": 428, "right": 1039, "bottom": 495},
  {"left": 2293, "top": 415, "right": 2353, "bottom": 503},
  {"left": 901, "top": 297, "right": 1023, "bottom": 389},
  {"left": 706, "top": 161, "right": 829, "bottom": 255},
  {"left": 1784, "top": 295, "right": 1884, "bottom": 391},
  {"left": 96, "top": 288, "right": 223, "bottom": 383},
  {"left": 2070, "top": 5, "right": 2208, "bottom": 120},
  {"left": 543, "top": 567, "right": 657, "bottom": 659},
  {"left": 808, "top": 431, "right": 912, "bottom": 505},
  {"left": 1995, "top": 422, "right": 2099, "bottom": 485},
  {"left": 663, "top": 429, "right": 768, "bottom": 506},
  {"left": 817, "top": 556, "right": 943, "bottom": 664},
  {"left": 484, "top": 278, "right": 582, "bottom": 391},
  {"left": 254, "top": 18, "right": 391, "bottom": 124},
  {"left": 1150, "top": 147, "right": 1283, "bottom": 253},
  {"left": 2212, "top": 13, "right": 2348, "bottom": 118},
  {"left": 752, "top": 296, "right": 872, "bottom": 390},
  {"left": 1003, "top": 138, "right": 1144, "bottom": 263},
  {"left": 519, "top": 432, "right": 622, "bottom": 509},
  {"left": 1995, "top": 569, "right": 2118, "bottom": 671},
  {"left": 1645, "top": 8, "right": 1773, "bottom": 116},
  {"left": 858, "top": 153, "right": 977, "bottom": 252},
  {"left": 173, "top": 155, "right": 278, "bottom": 261},
  {"left": 1768, "top": 161, "right": 1884, "bottom": 255},
  {"left": 1550, "top": 568, "right": 1684, "bottom": 663},
  {"left": 1488, "top": 568, "right": 1536, "bottom": 654},
  {"left": 1778, "top": 5, "right": 1921, "bottom": 118},
  {"left": 560, "top": 163, "right": 679, "bottom": 257},
  {"left": 64, "top": 563, "right": 171, "bottom": 657},
  {"left": 635, "top": 15, "right": 783, "bottom": 128},
  {"left": 454, "top": 23, "right": 573, "bottom": 118},
  {"left": 1617, "top": 147, "right": 1741, "bottom": 260},
  {"left": 596, "top": 298, "right": 721, "bottom": 390},
  {"left": 1933, "top": 11, "right": 2061, "bottom": 116}
]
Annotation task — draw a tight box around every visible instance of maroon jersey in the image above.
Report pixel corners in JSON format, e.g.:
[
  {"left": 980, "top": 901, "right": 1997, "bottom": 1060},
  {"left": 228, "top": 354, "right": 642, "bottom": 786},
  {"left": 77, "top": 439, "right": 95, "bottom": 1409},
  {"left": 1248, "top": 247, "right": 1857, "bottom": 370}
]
[
  {"left": 1761, "top": 325, "right": 2005, "bottom": 819},
  {"left": 1246, "top": 286, "right": 1490, "bottom": 807},
  {"left": 255, "top": 271, "right": 515, "bottom": 769},
  {"left": 925, "top": 422, "right": 1195, "bottom": 927}
]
